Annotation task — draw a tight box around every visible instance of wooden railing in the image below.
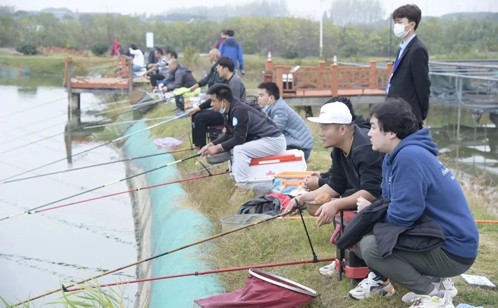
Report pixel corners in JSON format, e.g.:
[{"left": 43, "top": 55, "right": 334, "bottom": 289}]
[
  {"left": 264, "top": 59, "right": 393, "bottom": 97},
  {"left": 64, "top": 55, "right": 133, "bottom": 90}
]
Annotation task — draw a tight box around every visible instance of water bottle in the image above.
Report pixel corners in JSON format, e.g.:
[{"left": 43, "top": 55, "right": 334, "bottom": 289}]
[
  {"left": 268, "top": 51, "right": 272, "bottom": 60},
  {"left": 333, "top": 55, "right": 337, "bottom": 65}
]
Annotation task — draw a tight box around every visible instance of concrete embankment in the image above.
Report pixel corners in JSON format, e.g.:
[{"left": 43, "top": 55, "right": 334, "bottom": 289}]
[{"left": 123, "top": 120, "right": 223, "bottom": 307}]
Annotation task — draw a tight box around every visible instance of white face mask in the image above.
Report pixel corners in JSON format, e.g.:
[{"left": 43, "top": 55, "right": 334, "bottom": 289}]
[{"left": 393, "top": 23, "right": 412, "bottom": 39}]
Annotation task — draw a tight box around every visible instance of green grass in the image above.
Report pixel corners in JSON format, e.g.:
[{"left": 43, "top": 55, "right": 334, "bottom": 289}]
[{"left": 142, "top": 99, "right": 498, "bottom": 308}]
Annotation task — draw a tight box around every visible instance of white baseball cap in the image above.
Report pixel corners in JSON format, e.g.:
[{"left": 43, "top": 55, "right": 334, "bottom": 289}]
[{"left": 307, "top": 102, "right": 352, "bottom": 124}]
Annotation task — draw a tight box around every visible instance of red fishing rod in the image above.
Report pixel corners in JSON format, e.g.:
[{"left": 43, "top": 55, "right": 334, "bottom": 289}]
[
  {"left": 13, "top": 209, "right": 297, "bottom": 306},
  {"left": 63, "top": 257, "right": 336, "bottom": 292},
  {"left": 0, "top": 148, "right": 195, "bottom": 185},
  {"left": 32, "top": 171, "right": 231, "bottom": 214},
  {"left": 0, "top": 150, "right": 198, "bottom": 222}
]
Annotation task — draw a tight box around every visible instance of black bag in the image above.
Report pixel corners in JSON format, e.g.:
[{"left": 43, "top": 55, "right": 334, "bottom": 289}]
[
  {"left": 237, "top": 196, "right": 282, "bottom": 216},
  {"left": 208, "top": 126, "right": 223, "bottom": 141}
]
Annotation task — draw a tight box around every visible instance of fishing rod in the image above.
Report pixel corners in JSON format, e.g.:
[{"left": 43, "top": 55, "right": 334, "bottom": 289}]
[
  {"left": 32, "top": 171, "right": 230, "bottom": 214},
  {"left": 0, "top": 151, "right": 199, "bottom": 222},
  {"left": 13, "top": 209, "right": 297, "bottom": 306},
  {"left": 82, "top": 116, "right": 175, "bottom": 129},
  {"left": 0, "top": 113, "right": 186, "bottom": 185},
  {"left": 0, "top": 98, "right": 163, "bottom": 155},
  {"left": 0, "top": 97, "right": 67, "bottom": 119},
  {"left": 63, "top": 257, "right": 336, "bottom": 292},
  {"left": 0, "top": 148, "right": 195, "bottom": 185}
]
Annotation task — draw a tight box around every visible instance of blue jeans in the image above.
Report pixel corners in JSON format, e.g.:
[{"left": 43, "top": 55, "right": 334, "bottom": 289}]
[{"left": 133, "top": 65, "right": 144, "bottom": 72}]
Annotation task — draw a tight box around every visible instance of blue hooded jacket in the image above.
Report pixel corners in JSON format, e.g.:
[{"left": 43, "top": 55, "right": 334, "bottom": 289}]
[
  {"left": 382, "top": 129, "right": 479, "bottom": 259},
  {"left": 220, "top": 38, "right": 244, "bottom": 70}
]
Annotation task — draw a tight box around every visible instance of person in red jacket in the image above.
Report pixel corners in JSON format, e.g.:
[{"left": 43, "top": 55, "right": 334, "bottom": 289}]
[{"left": 215, "top": 29, "right": 228, "bottom": 49}]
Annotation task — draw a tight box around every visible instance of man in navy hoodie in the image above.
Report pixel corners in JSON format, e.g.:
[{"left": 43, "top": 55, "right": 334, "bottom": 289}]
[
  {"left": 219, "top": 30, "right": 244, "bottom": 75},
  {"left": 350, "top": 98, "right": 479, "bottom": 308}
]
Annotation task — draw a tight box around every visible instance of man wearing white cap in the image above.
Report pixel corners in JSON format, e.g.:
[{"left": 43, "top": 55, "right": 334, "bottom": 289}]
[{"left": 285, "top": 102, "right": 384, "bottom": 226}]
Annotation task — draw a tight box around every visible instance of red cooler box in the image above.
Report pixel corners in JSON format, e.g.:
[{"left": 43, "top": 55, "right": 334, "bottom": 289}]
[{"left": 229, "top": 149, "right": 307, "bottom": 184}]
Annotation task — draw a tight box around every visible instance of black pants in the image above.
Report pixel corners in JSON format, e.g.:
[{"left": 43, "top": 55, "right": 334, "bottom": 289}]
[
  {"left": 150, "top": 74, "right": 166, "bottom": 87},
  {"left": 191, "top": 110, "right": 224, "bottom": 148}
]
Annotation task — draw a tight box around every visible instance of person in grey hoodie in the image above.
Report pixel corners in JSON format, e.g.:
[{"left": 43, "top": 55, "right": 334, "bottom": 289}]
[{"left": 257, "top": 82, "right": 314, "bottom": 160}]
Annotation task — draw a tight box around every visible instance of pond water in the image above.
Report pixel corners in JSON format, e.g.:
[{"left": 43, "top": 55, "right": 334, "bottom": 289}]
[{"left": 0, "top": 77, "right": 137, "bottom": 305}]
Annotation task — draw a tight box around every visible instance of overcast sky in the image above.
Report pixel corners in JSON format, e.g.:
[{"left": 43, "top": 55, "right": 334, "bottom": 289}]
[{"left": 2, "top": 0, "right": 498, "bottom": 19}]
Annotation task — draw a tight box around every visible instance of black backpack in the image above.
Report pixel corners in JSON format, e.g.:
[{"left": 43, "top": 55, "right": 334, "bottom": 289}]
[{"left": 237, "top": 195, "right": 282, "bottom": 216}]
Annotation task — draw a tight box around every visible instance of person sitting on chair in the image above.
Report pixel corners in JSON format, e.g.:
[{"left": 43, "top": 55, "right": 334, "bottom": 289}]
[
  {"left": 162, "top": 59, "right": 198, "bottom": 112},
  {"left": 257, "top": 82, "right": 314, "bottom": 160},
  {"left": 200, "top": 84, "right": 286, "bottom": 189}
]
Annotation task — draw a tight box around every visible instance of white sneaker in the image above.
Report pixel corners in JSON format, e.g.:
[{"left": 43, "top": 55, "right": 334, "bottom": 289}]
[
  {"left": 319, "top": 260, "right": 338, "bottom": 276},
  {"left": 349, "top": 271, "right": 396, "bottom": 300},
  {"left": 402, "top": 278, "right": 458, "bottom": 303},
  {"left": 408, "top": 291, "right": 454, "bottom": 308}
]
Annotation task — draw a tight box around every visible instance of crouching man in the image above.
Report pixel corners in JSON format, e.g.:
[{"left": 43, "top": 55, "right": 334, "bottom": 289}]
[
  {"left": 200, "top": 84, "right": 286, "bottom": 188},
  {"left": 351, "top": 98, "right": 479, "bottom": 308}
]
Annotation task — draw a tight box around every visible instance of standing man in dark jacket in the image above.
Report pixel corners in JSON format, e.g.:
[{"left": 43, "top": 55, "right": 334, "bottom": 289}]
[
  {"left": 386, "top": 4, "right": 431, "bottom": 128},
  {"left": 189, "top": 49, "right": 224, "bottom": 92},
  {"left": 200, "top": 84, "right": 285, "bottom": 187},
  {"left": 349, "top": 98, "right": 479, "bottom": 307},
  {"left": 219, "top": 30, "right": 244, "bottom": 75}
]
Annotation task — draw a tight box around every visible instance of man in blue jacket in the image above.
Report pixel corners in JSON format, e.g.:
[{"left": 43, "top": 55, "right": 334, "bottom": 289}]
[
  {"left": 350, "top": 98, "right": 479, "bottom": 308},
  {"left": 257, "top": 82, "right": 313, "bottom": 160},
  {"left": 219, "top": 30, "right": 244, "bottom": 75}
]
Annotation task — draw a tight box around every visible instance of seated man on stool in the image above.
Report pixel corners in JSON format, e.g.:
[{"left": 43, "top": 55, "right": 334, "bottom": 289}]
[
  {"left": 257, "top": 82, "right": 314, "bottom": 160},
  {"left": 200, "top": 84, "right": 285, "bottom": 190},
  {"left": 162, "top": 59, "right": 198, "bottom": 112},
  {"left": 284, "top": 102, "right": 384, "bottom": 282},
  {"left": 187, "top": 57, "right": 246, "bottom": 149}
]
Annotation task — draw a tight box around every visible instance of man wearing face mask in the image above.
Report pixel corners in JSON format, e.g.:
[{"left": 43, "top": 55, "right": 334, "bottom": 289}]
[
  {"left": 387, "top": 4, "right": 431, "bottom": 128},
  {"left": 200, "top": 84, "right": 286, "bottom": 188},
  {"left": 187, "top": 57, "right": 246, "bottom": 148},
  {"left": 257, "top": 82, "right": 314, "bottom": 160}
]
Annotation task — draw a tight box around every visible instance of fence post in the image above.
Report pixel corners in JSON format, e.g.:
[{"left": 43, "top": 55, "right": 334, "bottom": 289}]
[
  {"left": 274, "top": 67, "right": 283, "bottom": 97},
  {"left": 331, "top": 63, "right": 338, "bottom": 96},
  {"left": 318, "top": 61, "right": 325, "bottom": 89},
  {"left": 264, "top": 58, "right": 274, "bottom": 82},
  {"left": 128, "top": 57, "right": 133, "bottom": 93},
  {"left": 67, "top": 57, "right": 73, "bottom": 121},
  {"left": 369, "top": 60, "right": 377, "bottom": 89}
]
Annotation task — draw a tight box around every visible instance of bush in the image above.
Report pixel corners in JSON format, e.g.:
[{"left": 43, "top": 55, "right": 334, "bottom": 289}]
[
  {"left": 183, "top": 45, "right": 199, "bottom": 66},
  {"left": 91, "top": 42, "right": 109, "bottom": 56},
  {"left": 15, "top": 42, "right": 37, "bottom": 55}
]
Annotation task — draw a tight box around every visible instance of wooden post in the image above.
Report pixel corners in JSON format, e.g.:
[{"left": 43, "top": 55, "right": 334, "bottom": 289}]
[
  {"left": 264, "top": 59, "right": 274, "bottom": 82},
  {"left": 275, "top": 66, "right": 284, "bottom": 97},
  {"left": 318, "top": 61, "right": 325, "bottom": 89},
  {"left": 369, "top": 60, "right": 377, "bottom": 89},
  {"left": 331, "top": 63, "right": 339, "bottom": 96},
  {"left": 128, "top": 57, "right": 133, "bottom": 94},
  {"left": 67, "top": 57, "right": 72, "bottom": 121}
]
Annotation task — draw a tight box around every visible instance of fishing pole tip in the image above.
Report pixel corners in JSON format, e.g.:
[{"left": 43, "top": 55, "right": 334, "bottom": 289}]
[{"left": 61, "top": 284, "right": 69, "bottom": 292}]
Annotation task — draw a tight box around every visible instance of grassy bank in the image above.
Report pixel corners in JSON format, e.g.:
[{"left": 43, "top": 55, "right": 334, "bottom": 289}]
[{"left": 141, "top": 100, "right": 498, "bottom": 308}]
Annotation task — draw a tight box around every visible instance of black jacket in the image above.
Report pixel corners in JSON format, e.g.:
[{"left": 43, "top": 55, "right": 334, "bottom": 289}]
[
  {"left": 387, "top": 36, "right": 431, "bottom": 122},
  {"left": 337, "top": 199, "right": 446, "bottom": 258},
  {"left": 319, "top": 115, "right": 371, "bottom": 187},
  {"left": 212, "top": 98, "right": 282, "bottom": 152},
  {"left": 337, "top": 199, "right": 389, "bottom": 250},
  {"left": 374, "top": 215, "right": 446, "bottom": 259},
  {"left": 198, "top": 62, "right": 224, "bottom": 89},
  {"left": 165, "top": 64, "right": 198, "bottom": 91}
]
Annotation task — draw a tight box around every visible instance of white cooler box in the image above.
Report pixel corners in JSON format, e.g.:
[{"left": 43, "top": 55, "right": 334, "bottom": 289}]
[{"left": 229, "top": 149, "right": 307, "bottom": 184}]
